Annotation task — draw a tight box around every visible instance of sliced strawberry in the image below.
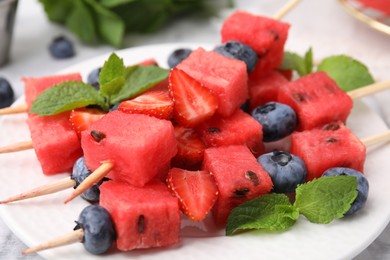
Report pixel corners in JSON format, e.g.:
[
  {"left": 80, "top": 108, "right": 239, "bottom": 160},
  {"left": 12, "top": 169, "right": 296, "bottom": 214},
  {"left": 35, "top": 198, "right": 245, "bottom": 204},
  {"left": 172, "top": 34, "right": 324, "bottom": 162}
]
[
  {"left": 167, "top": 168, "right": 218, "bottom": 222},
  {"left": 69, "top": 108, "right": 106, "bottom": 137},
  {"left": 169, "top": 68, "right": 218, "bottom": 127},
  {"left": 118, "top": 89, "right": 173, "bottom": 120},
  {"left": 171, "top": 125, "right": 206, "bottom": 169}
]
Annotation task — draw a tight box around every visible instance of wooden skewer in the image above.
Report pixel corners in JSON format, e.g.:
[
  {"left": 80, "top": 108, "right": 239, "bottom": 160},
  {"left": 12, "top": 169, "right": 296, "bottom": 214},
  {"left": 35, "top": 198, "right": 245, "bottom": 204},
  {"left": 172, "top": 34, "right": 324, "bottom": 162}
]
[
  {"left": 347, "top": 80, "right": 390, "bottom": 99},
  {"left": 22, "top": 229, "right": 84, "bottom": 255},
  {"left": 0, "top": 140, "right": 33, "bottom": 154},
  {"left": 273, "top": 0, "right": 302, "bottom": 20},
  {"left": 0, "top": 103, "right": 28, "bottom": 115},
  {"left": 64, "top": 161, "right": 114, "bottom": 204},
  {"left": 0, "top": 177, "right": 75, "bottom": 204},
  {"left": 361, "top": 130, "right": 390, "bottom": 147}
]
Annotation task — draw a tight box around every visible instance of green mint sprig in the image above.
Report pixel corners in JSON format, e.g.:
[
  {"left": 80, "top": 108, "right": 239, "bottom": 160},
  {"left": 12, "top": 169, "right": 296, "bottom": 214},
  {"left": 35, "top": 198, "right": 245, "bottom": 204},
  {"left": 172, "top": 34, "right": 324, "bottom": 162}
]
[
  {"left": 280, "top": 48, "right": 374, "bottom": 91},
  {"left": 30, "top": 53, "right": 169, "bottom": 116},
  {"left": 226, "top": 176, "right": 358, "bottom": 236}
]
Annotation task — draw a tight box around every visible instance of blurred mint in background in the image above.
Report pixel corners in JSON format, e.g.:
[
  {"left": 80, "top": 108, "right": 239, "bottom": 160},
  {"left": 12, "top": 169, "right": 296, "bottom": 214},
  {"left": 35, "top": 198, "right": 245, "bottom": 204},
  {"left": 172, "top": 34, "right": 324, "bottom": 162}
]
[{"left": 39, "top": 0, "right": 232, "bottom": 48}]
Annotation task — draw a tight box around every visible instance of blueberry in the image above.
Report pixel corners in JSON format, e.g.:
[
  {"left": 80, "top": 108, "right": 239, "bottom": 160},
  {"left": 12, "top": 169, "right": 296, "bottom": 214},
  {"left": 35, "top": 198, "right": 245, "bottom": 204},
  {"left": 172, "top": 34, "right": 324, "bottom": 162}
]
[
  {"left": 49, "top": 36, "right": 75, "bottom": 59},
  {"left": 71, "top": 157, "right": 104, "bottom": 202},
  {"left": 0, "top": 77, "right": 14, "bottom": 108},
  {"left": 322, "top": 167, "right": 369, "bottom": 215},
  {"left": 214, "top": 41, "right": 258, "bottom": 73},
  {"left": 258, "top": 150, "right": 307, "bottom": 193},
  {"left": 75, "top": 205, "right": 116, "bottom": 255},
  {"left": 109, "top": 103, "right": 119, "bottom": 111},
  {"left": 87, "top": 67, "right": 101, "bottom": 90},
  {"left": 167, "top": 48, "right": 192, "bottom": 68},
  {"left": 251, "top": 102, "right": 297, "bottom": 142}
]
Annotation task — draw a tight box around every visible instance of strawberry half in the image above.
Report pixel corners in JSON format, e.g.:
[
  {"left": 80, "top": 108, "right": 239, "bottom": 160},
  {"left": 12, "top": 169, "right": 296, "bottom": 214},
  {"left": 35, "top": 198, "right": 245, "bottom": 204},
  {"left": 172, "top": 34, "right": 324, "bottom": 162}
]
[
  {"left": 171, "top": 125, "right": 206, "bottom": 169},
  {"left": 118, "top": 89, "right": 173, "bottom": 120},
  {"left": 69, "top": 108, "right": 106, "bottom": 137},
  {"left": 169, "top": 68, "right": 218, "bottom": 127},
  {"left": 167, "top": 168, "right": 218, "bottom": 222}
]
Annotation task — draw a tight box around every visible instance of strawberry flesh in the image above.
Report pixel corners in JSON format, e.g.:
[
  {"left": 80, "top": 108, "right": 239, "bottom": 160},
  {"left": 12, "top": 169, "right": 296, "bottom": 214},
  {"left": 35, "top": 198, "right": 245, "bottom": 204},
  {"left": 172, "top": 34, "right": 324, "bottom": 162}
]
[
  {"left": 69, "top": 108, "right": 106, "bottom": 137},
  {"left": 169, "top": 68, "right": 218, "bottom": 127},
  {"left": 118, "top": 89, "right": 174, "bottom": 120},
  {"left": 167, "top": 168, "right": 218, "bottom": 222}
]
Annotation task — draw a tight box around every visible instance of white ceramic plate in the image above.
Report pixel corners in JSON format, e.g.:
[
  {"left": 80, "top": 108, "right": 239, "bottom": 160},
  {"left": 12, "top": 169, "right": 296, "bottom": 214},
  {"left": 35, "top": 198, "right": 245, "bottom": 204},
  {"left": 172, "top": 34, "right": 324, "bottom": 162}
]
[{"left": 1, "top": 43, "right": 390, "bottom": 260}]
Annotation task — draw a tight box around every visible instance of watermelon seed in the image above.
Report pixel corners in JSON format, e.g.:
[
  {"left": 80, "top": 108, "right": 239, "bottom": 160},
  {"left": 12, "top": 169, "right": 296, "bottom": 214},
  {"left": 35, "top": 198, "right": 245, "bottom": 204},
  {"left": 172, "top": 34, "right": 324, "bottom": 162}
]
[
  {"left": 245, "top": 170, "right": 259, "bottom": 186},
  {"left": 322, "top": 123, "right": 340, "bottom": 131},
  {"left": 293, "top": 93, "right": 305, "bottom": 102},
  {"left": 138, "top": 215, "right": 145, "bottom": 234},
  {"left": 90, "top": 130, "right": 106, "bottom": 142},
  {"left": 268, "top": 30, "right": 280, "bottom": 41},
  {"left": 208, "top": 127, "right": 221, "bottom": 133},
  {"left": 233, "top": 188, "right": 250, "bottom": 198},
  {"left": 326, "top": 137, "right": 338, "bottom": 143},
  {"left": 271, "top": 150, "right": 292, "bottom": 166}
]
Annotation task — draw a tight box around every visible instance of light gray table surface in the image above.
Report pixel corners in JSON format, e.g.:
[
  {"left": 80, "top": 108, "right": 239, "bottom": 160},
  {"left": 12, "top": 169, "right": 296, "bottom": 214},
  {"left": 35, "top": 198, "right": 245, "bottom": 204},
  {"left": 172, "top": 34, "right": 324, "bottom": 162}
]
[{"left": 0, "top": 0, "right": 389, "bottom": 259}]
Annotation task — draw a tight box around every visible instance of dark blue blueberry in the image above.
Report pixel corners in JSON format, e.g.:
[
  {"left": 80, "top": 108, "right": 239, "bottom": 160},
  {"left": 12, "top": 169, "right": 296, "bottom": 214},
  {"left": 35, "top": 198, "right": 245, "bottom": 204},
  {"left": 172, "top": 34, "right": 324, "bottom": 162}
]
[
  {"left": 322, "top": 167, "right": 369, "bottom": 215},
  {"left": 109, "top": 103, "right": 119, "bottom": 111},
  {"left": 75, "top": 205, "right": 116, "bottom": 255},
  {"left": 167, "top": 48, "right": 192, "bottom": 68},
  {"left": 251, "top": 102, "right": 297, "bottom": 142},
  {"left": 87, "top": 67, "right": 101, "bottom": 90},
  {"left": 49, "top": 36, "right": 75, "bottom": 59},
  {"left": 258, "top": 150, "right": 307, "bottom": 193},
  {"left": 0, "top": 77, "right": 14, "bottom": 108},
  {"left": 214, "top": 41, "right": 258, "bottom": 73},
  {"left": 71, "top": 157, "right": 103, "bottom": 202}
]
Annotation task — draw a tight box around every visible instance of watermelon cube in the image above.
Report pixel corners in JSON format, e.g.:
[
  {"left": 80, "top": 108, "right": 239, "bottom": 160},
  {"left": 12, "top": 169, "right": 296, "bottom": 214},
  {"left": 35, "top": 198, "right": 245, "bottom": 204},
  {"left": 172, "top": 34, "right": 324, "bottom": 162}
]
[
  {"left": 202, "top": 145, "right": 273, "bottom": 226},
  {"left": 221, "top": 11, "right": 290, "bottom": 80},
  {"left": 99, "top": 180, "right": 181, "bottom": 251},
  {"left": 278, "top": 71, "right": 353, "bottom": 131},
  {"left": 290, "top": 121, "right": 366, "bottom": 181},
  {"left": 249, "top": 70, "right": 289, "bottom": 111},
  {"left": 81, "top": 111, "right": 177, "bottom": 187},
  {"left": 176, "top": 47, "right": 248, "bottom": 117},
  {"left": 23, "top": 73, "right": 82, "bottom": 109},
  {"left": 27, "top": 113, "right": 82, "bottom": 175},
  {"left": 196, "top": 109, "right": 264, "bottom": 156}
]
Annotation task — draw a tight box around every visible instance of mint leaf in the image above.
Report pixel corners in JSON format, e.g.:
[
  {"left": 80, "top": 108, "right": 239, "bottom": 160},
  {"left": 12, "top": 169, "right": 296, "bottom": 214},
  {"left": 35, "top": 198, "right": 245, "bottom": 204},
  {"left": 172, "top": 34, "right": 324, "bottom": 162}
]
[
  {"left": 84, "top": 0, "right": 125, "bottom": 47},
  {"left": 99, "top": 0, "right": 137, "bottom": 8},
  {"left": 66, "top": 1, "right": 97, "bottom": 44},
  {"left": 281, "top": 48, "right": 313, "bottom": 76},
  {"left": 317, "top": 55, "right": 375, "bottom": 92},
  {"left": 110, "top": 65, "right": 169, "bottom": 104},
  {"left": 39, "top": 0, "right": 74, "bottom": 23},
  {"left": 226, "top": 193, "right": 299, "bottom": 236},
  {"left": 98, "top": 53, "right": 126, "bottom": 102},
  {"left": 293, "top": 176, "right": 358, "bottom": 224},
  {"left": 30, "top": 81, "right": 108, "bottom": 116}
]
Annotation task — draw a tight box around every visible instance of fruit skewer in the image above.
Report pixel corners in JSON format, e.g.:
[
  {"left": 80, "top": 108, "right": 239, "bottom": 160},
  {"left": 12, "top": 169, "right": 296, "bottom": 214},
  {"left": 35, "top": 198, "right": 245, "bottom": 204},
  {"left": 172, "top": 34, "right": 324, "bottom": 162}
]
[
  {"left": 0, "top": 79, "right": 388, "bottom": 156},
  {"left": 0, "top": 157, "right": 105, "bottom": 204}
]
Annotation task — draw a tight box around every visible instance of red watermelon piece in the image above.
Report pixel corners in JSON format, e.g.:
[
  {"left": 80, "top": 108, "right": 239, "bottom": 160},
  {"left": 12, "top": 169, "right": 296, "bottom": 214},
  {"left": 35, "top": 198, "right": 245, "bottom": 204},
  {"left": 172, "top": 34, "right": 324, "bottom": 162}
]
[
  {"left": 278, "top": 71, "right": 353, "bottom": 131},
  {"left": 249, "top": 70, "right": 289, "bottom": 111},
  {"left": 221, "top": 11, "right": 290, "bottom": 80},
  {"left": 356, "top": 0, "right": 390, "bottom": 15},
  {"left": 176, "top": 47, "right": 248, "bottom": 117},
  {"left": 23, "top": 73, "right": 82, "bottom": 109},
  {"left": 290, "top": 121, "right": 366, "bottom": 181},
  {"left": 99, "top": 180, "right": 180, "bottom": 251},
  {"left": 202, "top": 145, "right": 273, "bottom": 226},
  {"left": 27, "top": 112, "right": 82, "bottom": 175},
  {"left": 81, "top": 111, "right": 177, "bottom": 187},
  {"left": 196, "top": 109, "right": 264, "bottom": 156}
]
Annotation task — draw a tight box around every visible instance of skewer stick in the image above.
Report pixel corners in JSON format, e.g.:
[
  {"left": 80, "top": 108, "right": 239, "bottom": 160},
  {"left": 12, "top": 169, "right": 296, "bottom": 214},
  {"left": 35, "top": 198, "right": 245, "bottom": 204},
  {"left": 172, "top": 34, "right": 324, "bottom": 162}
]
[
  {"left": 0, "top": 140, "right": 33, "bottom": 154},
  {"left": 64, "top": 161, "right": 114, "bottom": 204},
  {"left": 347, "top": 80, "right": 390, "bottom": 99},
  {"left": 0, "top": 177, "right": 75, "bottom": 204},
  {"left": 22, "top": 228, "right": 84, "bottom": 255},
  {"left": 0, "top": 103, "right": 28, "bottom": 115},
  {"left": 361, "top": 130, "right": 390, "bottom": 147},
  {"left": 273, "top": 0, "right": 302, "bottom": 20}
]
